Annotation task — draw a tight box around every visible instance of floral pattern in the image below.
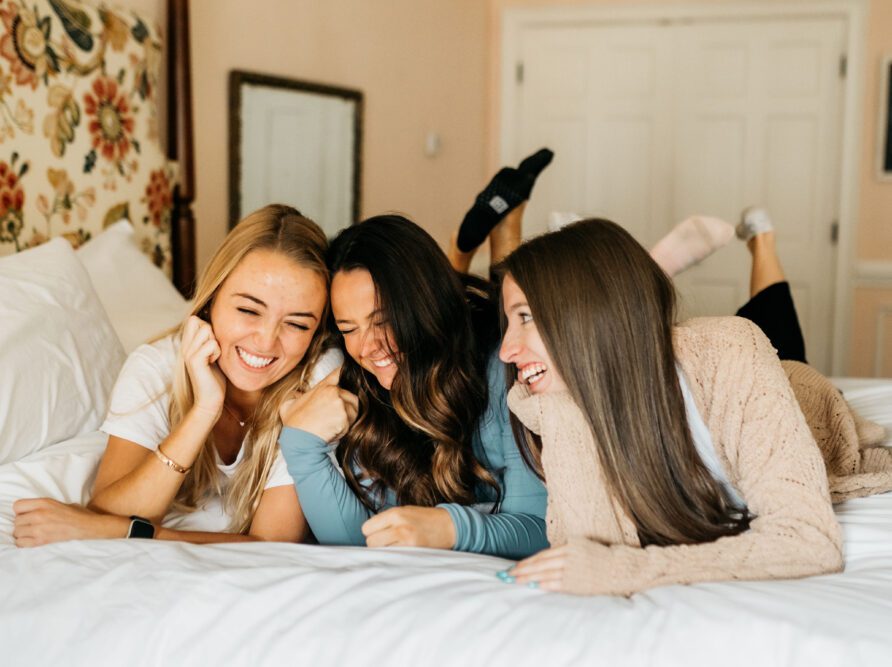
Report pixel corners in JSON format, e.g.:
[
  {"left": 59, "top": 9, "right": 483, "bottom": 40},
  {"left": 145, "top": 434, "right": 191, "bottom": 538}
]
[
  {"left": 0, "top": 2, "right": 59, "bottom": 90},
  {"left": 143, "top": 167, "right": 170, "bottom": 228},
  {"left": 84, "top": 75, "right": 134, "bottom": 165},
  {"left": 0, "top": 152, "right": 27, "bottom": 250},
  {"left": 0, "top": 0, "right": 175, "bottom": 273}
]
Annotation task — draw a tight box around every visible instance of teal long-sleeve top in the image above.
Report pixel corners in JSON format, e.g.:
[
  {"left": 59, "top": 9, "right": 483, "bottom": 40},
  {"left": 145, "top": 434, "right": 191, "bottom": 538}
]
[{"left": 279, "top": 354, "right": 548, "bottom": 559}]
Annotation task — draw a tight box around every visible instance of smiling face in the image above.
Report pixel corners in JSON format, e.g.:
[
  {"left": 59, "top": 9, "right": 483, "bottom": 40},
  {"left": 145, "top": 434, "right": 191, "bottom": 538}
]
[
  {"left": 499, "top": 274, "right": 567, "bottom": 394},
  {"left": 331, "top": 268, "right": 399, "bottom": 390},
  {"left": 208, "top": 249, "right": 327, "bottom": 403}
]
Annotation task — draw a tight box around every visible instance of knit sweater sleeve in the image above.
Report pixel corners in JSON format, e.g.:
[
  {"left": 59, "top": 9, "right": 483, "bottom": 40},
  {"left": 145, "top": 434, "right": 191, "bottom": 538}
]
[{"left": 559, "top": 318, "right": 844, "bottom": 596}]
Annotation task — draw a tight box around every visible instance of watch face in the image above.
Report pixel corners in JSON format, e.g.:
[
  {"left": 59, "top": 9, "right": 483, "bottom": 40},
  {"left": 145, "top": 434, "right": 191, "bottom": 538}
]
[{"left": 128, "top": 517, "right": 155, "bottom": 539}]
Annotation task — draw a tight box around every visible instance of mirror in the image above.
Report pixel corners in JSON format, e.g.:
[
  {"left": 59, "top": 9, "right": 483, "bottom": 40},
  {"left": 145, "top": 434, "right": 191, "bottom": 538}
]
[
  {"left": 880, "top": 55, "right": 892, "bottom": 181},
  {"left": 229, "top": 71, "right": 363, "bottom": 234}
]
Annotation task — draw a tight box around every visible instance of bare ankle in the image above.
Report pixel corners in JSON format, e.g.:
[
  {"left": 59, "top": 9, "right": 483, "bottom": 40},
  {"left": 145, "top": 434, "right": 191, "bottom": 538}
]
[
  {"left": 448, "top": 231, "right": 474, "bottom": 272},
  {"left": 747, "top": 230, "right": 776, "bottom": 255}
]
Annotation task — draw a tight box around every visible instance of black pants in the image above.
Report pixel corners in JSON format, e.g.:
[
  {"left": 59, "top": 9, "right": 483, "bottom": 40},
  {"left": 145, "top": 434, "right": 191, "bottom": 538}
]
[{"left": 735, "top": 281, "right": 807, "bottom": 363}]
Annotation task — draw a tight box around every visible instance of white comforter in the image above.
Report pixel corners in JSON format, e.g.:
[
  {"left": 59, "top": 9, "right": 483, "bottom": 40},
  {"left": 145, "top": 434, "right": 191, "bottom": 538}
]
[{"left": 2, "top": 382, "right": 891, "bottom": 667}]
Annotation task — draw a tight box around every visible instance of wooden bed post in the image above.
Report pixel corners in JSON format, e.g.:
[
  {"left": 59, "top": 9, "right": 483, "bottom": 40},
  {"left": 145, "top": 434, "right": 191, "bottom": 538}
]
[{"left": 168, "top": 0, "right": 196, "bottom": 298}]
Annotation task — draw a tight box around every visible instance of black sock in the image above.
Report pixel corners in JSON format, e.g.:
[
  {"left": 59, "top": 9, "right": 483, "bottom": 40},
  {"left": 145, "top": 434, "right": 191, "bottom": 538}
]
[
  {"left": 516, "top": 148, "right": 554, "bottom": 199},
  {"left": 455, "top": 148, "right": 554, "bottom": 253}
]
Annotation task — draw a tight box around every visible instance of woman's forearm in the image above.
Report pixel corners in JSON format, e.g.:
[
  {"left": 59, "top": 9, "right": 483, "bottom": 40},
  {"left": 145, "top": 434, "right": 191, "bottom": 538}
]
[
  {"left": 155, "top": 527, "right": 260, "bottom": 544},
  {"left": 440, "top": 503, "right": 548, "bottom": 558},
  {"left": 279, "top": 427, "right": 371, "bottom": 545},
  {"left": 89, "top": 409, "right": 217, "bottom": 521},
  {"left": 95, "top": 514, "right": 276, "bottom": 544}
]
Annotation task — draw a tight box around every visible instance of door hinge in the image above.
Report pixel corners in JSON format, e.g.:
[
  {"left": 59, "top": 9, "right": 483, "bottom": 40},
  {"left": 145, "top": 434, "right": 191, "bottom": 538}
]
[
  {"left": 516, "top": 61, "right": 524, "bottom": 85},
  {"left": 839, "top": 54, "right": 848, "bottom": 78},
  {"left": 831, "top": 220, "right": 840, "bottom": 244}
]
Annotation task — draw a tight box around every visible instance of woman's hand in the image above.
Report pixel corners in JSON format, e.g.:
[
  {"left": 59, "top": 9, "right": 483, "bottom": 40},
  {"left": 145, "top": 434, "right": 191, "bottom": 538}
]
[
  {"left": 12, "top": 498, "right": 128, "bottom": 548},
  {"left": 181, "top": 315, "right": 226, "bottom": 421},
  {"left": 502, "top": 541, "right": 614, "bottom": 593},
  {"left": 279, "top": 368, "right": 359, "bottom": 443},
  {"left": 502, "top": 544, "right": 573, "bottom": 592},
  {"left": 361, "top": 506, "right": 456, "bottom": 549}
]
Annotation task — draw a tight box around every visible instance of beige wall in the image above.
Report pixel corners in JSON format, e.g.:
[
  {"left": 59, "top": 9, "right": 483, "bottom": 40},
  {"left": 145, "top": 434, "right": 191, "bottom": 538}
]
[
  {"left": 850, "top": 0, "right": 892, "bottom": 374},
  {"left": 856, "top": 0, "right": 892, "bottom": 261},
  {"left": 187, "top": 0, "right": 488, "bottom": 271},
  {"left": 851, "top": 286, "right": 892, "bottom": 375},
  {"left": 119, "top": 0, "right": 489, "bottom": 270},
  {"left": 125, "top": 0, "right": 892, "bottom": 375}
]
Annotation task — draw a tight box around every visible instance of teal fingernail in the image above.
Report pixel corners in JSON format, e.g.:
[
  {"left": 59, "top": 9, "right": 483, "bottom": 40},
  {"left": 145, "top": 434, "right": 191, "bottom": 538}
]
[
  {"left": 496, "top": 569, "right": 510, "bottom": 579},
  {"left": 502, "top": 575, "right": 516, "bottom": 584},
  {"left": 527, "top": 581, "right": 539, "bottom": 589}
]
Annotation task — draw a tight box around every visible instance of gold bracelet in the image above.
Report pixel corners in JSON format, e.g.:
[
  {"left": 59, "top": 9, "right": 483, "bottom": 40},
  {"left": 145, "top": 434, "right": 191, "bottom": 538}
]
[{"left": 154, "top": 445, "right": 190, "bottom": 474}]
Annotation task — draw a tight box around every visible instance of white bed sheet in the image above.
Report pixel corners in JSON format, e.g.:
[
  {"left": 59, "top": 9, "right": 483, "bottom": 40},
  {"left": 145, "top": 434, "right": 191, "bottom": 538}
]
[{"left": 1, "top": 381, "right": 891, "bottom": 667}]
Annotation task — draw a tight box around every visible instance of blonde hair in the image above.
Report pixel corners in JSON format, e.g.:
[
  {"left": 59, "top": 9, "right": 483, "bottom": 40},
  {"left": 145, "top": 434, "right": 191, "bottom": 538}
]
[{"left": 169, "top": 204, "right": 330, "bottom": 532}]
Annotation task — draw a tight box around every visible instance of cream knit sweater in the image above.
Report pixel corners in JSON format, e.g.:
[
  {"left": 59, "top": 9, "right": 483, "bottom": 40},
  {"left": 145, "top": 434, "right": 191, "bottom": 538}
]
[
  {"left": 507, "top": 317, "right": 849, "bottom": 597},
  {"left": 783, "top": 361, "right": 892, "bottom": 502}
]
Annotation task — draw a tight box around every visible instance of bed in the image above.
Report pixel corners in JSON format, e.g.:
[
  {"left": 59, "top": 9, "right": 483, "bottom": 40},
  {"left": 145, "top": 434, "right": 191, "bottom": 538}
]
[
  {"left": 0, "top": 383, "right": 890, "bottom": 666},
  {"left": 1, "top": 2, "right": 892, "bottom": 666}
]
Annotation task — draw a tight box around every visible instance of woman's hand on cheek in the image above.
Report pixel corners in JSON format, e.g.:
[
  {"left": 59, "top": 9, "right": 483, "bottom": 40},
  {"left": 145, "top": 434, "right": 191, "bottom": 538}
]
[
  {"left": 279, "top": 367, "right": 358, "bottom": 443},
  {"left": 182, "top": 315, "right": 226, "bottom": 421},
  {"left": 361, "top": 506, "right": 456, "bottom": 549},
  {"left": 12, "top": 498, "right": 128, "bottom": 548}
]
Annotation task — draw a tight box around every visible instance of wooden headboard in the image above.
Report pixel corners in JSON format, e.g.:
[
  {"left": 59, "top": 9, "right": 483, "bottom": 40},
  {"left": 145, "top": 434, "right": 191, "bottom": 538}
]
[
  {"left": 0, "top": 0, "right": 195, "bottom": 297},
  {"left": 167, "top": 0, "right": 194, "bottom": 296}
]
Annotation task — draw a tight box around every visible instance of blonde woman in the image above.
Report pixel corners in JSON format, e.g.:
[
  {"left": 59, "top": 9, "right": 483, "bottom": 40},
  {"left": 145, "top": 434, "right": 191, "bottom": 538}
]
[{"left": 13, "top": 205, "right": 341, "bottom": 546}]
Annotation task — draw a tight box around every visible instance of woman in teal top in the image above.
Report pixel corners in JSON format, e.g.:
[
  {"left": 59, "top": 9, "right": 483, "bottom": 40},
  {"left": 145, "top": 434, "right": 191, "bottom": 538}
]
[{"left": 278, "top": 215, "right": 548, "bottom": 559}]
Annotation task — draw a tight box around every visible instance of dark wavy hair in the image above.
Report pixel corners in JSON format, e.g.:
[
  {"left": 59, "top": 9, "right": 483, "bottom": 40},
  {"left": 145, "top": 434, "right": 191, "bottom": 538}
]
[
  {"left": 328, "top": 215, "right": 500, "bottom": 509},
  {"left": 498, "top": 218, "right": 750, "bottom": 547}
]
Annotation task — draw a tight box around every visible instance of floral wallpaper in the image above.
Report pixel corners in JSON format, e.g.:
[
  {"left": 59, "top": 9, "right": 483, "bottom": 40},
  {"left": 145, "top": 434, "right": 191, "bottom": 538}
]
[{"left": 0, "top": 0, "right": 176, "bottom": 273}]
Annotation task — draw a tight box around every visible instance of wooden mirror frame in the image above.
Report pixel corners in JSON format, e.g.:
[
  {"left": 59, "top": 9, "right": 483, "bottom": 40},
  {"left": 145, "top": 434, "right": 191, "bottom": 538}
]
[{"left": 227, "top": 71, "right": 363, "bottom": 229}]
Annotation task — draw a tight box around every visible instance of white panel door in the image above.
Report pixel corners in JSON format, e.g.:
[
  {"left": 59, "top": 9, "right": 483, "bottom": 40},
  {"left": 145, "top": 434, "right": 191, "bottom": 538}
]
[
  {"left": 515, "top": 25, "right": 675, "bottom": 244},
  {"left": 671, "top": 19, "right": 845, "bottom": 373},
  {"left": 510, "top": 15, "right": 845, "bottom": 372}
]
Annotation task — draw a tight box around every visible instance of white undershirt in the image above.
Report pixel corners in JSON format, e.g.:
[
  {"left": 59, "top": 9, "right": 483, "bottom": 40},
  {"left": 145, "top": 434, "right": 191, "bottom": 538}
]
[{"left": 677, "top": 365, "right": 746, "bottom": 509}]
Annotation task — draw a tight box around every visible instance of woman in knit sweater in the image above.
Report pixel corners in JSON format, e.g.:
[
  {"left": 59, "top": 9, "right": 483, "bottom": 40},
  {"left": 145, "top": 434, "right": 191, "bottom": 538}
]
[{"left": 495, "top": 217, "right": 891, "bottom": 596}]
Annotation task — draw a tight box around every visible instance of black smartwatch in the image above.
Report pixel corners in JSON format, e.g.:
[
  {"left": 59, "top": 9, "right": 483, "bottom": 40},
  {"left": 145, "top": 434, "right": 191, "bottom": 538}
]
[{"left": 127, "top": 515, "right": 155, "bottom": 539}]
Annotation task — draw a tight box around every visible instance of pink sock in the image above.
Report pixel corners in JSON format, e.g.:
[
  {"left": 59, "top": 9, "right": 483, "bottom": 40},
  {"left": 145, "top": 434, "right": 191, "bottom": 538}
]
[{"left": 649, "top": 215, "right": 734, "bottom": 277}]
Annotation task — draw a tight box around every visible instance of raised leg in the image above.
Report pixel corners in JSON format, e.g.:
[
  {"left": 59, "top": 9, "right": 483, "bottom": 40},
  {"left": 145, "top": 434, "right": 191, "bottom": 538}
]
[
  {"left": 448, "top": 231, "right": 476, "bottom": 274},
  {"left": 736, "top": 207, "right": 784, "bottom": 297},
  {"left": 648, "top": 215, "right": 735, "bottom": 277},
  {"left": 746, "top": 231, "right": 785, "bottom": 298},
  {"left": 489, "top": 202, "right": 525, "bottom": 266},
  {"left": 734, "top": 207, "right": 807, "bottom": 363},
  {"left": 449, "top": 148, "right": 553, "bottom": 273}
]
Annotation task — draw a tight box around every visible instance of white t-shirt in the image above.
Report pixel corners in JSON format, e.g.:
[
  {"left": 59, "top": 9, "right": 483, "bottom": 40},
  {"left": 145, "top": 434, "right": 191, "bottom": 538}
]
[{"left": 101, "top": 334, "right": 342, "bottom": 529}]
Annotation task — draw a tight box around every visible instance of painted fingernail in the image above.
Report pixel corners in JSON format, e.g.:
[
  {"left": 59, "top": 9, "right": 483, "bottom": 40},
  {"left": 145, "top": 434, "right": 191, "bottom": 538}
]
[
  {"left": 496, "top": 569, "right": 510, "bottom": 580},
  {"left": 527, "top": 581, "right": 539, "bottom": 589},
  {"left": 502, "top": 575, "right": 516, "bottom": 584}
]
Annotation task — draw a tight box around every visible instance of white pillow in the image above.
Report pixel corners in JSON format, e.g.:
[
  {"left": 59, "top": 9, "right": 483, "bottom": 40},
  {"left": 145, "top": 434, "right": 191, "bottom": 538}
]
[
  {"left": 77, "top": 220, "right": 189, "bottom": 353},
  {"left": 0, "top": 239, "right": 126, "bottom": 465}
]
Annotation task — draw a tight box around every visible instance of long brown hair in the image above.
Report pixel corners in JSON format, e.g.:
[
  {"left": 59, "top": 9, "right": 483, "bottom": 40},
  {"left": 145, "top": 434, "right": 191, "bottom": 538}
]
[
  {"left": 328, "top": 215, "right": 500, "bottom": 510},
  {"left": 499, "top": 219, "right": 749, "bottom": 547},
  {"left": 169, "top": 204, "right": 331, "bottom": 532}
]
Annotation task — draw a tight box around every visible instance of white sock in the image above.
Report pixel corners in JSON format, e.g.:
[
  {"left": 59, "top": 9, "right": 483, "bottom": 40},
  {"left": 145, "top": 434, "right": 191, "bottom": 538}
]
[
  {"left": 649, "top": 215, "right": 735, "bottom": 277},
  {"left": 549, "top": 211, "right": 583, "bottom": 232},
  {"left": 736, "top": 207, "right": 774, "bottom": 242}
]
